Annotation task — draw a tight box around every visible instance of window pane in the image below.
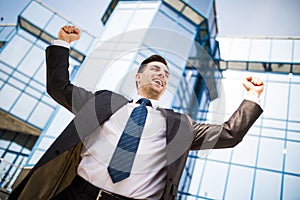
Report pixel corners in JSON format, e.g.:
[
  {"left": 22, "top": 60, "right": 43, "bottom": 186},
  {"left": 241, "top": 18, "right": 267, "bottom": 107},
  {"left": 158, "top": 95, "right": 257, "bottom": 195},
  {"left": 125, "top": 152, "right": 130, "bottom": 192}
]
[
  {"left": 127, "top": 7, "right": 158, "bottom": 31},
  {"left": 199, "top": 161, "right": 228, "bottom": 199},
  {"left": 18, "top": 46, "right": 44, "bottom": 77},
  {"left": 33, "top": 62, "right": 46, "bottom": 84},
  {"left": 293, "top": 40, "right": 300, "bottom": 62},
  {"left": 283, "top": 175, "right": 300, "bottom": 199},
  {"left": 10, "top": 93, "right": 38, "bottom": 120},
  {"left": 0, "top": 35, "right": 32, "bottom": 67},
  {"left": 73, "top": 32, "right": 94, "bottom": 53},
  {"left": 249, "top": 39, "right": 271, "bottom": 62},
  {"left": 264, "top": 82, "right": 288, "bottom": 119},
  {"left": 28, "top": 102, "right": 54, "bottom": 129},
  {"left": 253, "top": 170, "right": 281, "bottom": 199},
  {"left": 229, "top": 38, "right": 251, "bottom": 61},
  {"left": 27, "top": 149, "right": 45, "bottom": 165},
  {"left": 8, "top": 77, "right": 25, "bottom": 91},
  {"left": 37, "top": 137, "right": 55, "bottom": 150},
  {"left": 285, "top": 141, "right": 300, "bottom": 174},
  {"left": 289, "top": 84, "right": 300, "bottom": 121},
  {"left": 231, "top": 135, "right": 259, "bottom": 166},
  {"left": 257, "top": 138, "right": 284, "bottom": 171},
  {"left": 270, "top": 39, "right": 293, "bottom": 62},
  {"left": 225, "top": 166, "right": 254, "bottom": 200},
  {"left": 0, "top": 84, "right": 21, "bottom": 111},
  {"left": 44, "top": 14, "right": 67, "bottom": 37},
  {"left": 21, "top": 1, "right": 53, "bottom": 28}
]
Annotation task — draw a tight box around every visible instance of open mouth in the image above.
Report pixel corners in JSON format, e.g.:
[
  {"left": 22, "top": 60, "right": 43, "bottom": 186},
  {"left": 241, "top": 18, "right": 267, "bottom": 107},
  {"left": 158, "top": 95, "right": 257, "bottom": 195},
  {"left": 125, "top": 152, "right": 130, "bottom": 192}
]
[{"left": 153, "top": 79, "right": 163, "bottom": 87}]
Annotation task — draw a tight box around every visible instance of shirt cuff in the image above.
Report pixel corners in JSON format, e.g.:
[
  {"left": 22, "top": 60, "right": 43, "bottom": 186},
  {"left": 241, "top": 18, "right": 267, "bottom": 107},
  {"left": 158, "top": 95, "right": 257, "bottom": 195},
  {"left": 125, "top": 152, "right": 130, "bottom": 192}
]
[
  {"left": 51, "top": 40, "right": 70, "bottom": 49},
  {"left": 245, "top": 94, "right": 261, "bottom": 105}
]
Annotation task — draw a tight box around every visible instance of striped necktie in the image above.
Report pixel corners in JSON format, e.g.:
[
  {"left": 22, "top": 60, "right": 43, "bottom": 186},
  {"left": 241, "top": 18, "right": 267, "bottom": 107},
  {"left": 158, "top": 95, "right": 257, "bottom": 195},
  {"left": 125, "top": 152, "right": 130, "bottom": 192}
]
[{"left": 108, "top": 98, "right": 151, "bottom": 183}]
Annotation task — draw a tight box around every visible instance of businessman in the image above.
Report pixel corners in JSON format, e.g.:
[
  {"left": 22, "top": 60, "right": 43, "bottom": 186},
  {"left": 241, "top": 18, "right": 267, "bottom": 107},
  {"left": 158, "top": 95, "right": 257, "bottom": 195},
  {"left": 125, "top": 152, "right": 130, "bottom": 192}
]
[{"left": 9, "top": 26, "right": 264, "bottom": 200}]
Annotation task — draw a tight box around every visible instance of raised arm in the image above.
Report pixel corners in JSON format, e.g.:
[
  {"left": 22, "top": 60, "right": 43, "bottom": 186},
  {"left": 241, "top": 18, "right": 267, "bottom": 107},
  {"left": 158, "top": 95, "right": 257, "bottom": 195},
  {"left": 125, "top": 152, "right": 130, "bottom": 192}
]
[
  {"left": 46, "top": 26, "right": 94, "bottom": 114},
  {"left": 190, "top": 76, "right": 264, "bottom": 150}
]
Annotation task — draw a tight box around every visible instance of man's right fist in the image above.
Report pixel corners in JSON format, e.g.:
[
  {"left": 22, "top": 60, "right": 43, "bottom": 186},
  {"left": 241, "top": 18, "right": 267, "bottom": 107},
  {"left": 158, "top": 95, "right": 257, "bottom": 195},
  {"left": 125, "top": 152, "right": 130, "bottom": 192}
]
[{"left": 58, "top": 25, "right": 81, "bottom": 43}]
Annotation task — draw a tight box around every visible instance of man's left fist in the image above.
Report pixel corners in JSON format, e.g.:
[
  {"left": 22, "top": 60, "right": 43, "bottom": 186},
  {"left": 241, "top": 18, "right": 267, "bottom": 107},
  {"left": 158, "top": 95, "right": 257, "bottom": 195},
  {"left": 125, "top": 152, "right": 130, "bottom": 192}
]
[{"left": 243, "top": 76, "right": 264, "bottom": 98}]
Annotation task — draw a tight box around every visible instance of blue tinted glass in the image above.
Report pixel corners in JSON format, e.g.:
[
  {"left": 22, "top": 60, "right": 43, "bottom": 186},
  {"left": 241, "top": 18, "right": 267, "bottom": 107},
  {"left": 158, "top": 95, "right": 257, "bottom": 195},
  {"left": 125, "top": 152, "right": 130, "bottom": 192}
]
[
  {"left": 289, "top": 84, "right": 300, "bottom": 121},
  {"left": 72, "top": 31, "right": 94, "bottom": 53},
  {"left": 0, "top": 70, "right": 9, "bottom": 82},
  {"left": 18, "top": 46, "right": 44, "bottom": 77},
  {"left": 293, "top": 40, "right": 300, "bottom": 62},
  {"left": 27, "top": 149, "right": 45, "bottom": 165},
  {"left": 0, "top": 84, "right": 21, "bottom": 111},
  {"left": 10, "top": 93, "right": 38, "bottom": 120},
  {"left": 33, "top": 62, "right": 46, "bottom": 85},
  {"left": 285, "top": 141, "right": 300, "bottom": 174},
  {"left": 37, "top": 137, "right": 55, "bottom": 150},
  {"left": 283, "top": 175, "right": 300, "bottom": 199},
  {"left": 257, "top": 138, "right": 284, "bottom": 171},
  {"left": 18, "top": 29, "right": 36, "bottom": 41},
  {"left": 225, "top": 166, "right": 254, "bottom": 200},
  {"left": 44, "top": 14, "right": 67, "bottom": 37},
  {"left": 8, "top": 77, "right": 25, "bottom": 91},
  {"left": 199, "top": 161, "right": 228, "bottom": 199},
  {"left": 231, "top": 135, "right": 259, "bottom": 166},
  {"left": 253, "top": 170, "right": 281, "bottom": 199},
  {"left": 264, "top": 82, "right": 288, "bottom": 119},
  {"left": 28, "top": 102, "right": 54, "bottom": 128},
  {"left": 0, "top": 35, "right": 32, "bottom": 67},
  {"left": 183, "top": 0, "right": 212, "bottom": 17},
  {"left": 21, "top": 1, "right": 53, "bottom": 28}
]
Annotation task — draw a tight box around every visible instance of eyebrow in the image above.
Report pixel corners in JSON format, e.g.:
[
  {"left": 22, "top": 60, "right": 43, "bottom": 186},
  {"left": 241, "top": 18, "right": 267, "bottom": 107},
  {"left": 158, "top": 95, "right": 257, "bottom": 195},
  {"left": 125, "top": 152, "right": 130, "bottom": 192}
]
[{"left": 152, "top": 65, "right": 169, "bottom": 76}]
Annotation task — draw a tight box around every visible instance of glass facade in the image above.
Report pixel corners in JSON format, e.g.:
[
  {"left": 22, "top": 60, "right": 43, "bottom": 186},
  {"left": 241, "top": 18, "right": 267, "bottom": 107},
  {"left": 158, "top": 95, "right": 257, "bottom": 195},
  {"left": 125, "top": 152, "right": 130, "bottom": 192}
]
[
  {"left": 217, "top": 37, "right": 300, "bottom": 75},
  {"left": 180, "top": 71, "right": 300, "bottom": 200},
  {"left": 0, "top": 0, "right": 96, "bottom": 192},
  {"left": 0, "top": 0, "right": 299, "bottom": 199}
]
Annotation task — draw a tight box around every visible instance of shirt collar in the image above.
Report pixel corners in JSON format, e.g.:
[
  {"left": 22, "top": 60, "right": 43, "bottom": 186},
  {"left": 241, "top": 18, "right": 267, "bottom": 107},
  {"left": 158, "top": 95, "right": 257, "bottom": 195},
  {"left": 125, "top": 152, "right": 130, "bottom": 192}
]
[{"left": 131, "top": 94, "right": 160, "bottom": 109}]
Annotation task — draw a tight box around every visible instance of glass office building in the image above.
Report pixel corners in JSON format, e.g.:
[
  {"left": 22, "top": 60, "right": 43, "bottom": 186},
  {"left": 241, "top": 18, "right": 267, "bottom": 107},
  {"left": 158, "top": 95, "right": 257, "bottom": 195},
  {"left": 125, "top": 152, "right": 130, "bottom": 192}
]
[
  {"left": 0, "top": 0, "right": 299, "bottom": 199},
  {"left": 0, "top": 0, "right": 97, "bottom": 194}
]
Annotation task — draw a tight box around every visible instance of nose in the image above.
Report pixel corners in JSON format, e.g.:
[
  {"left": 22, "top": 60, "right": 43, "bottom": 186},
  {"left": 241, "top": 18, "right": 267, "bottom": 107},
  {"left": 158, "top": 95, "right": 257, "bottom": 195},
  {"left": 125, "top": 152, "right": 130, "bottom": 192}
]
[{"left": 158, "top": 70, "right": 166, "bottom": 78}]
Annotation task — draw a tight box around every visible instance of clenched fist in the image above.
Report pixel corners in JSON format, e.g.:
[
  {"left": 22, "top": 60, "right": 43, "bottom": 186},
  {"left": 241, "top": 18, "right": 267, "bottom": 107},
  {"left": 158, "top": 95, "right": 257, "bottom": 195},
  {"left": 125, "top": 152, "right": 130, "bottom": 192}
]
[
  {"left": 58, "top": 25, "right": 81, "bottom": 43},
  {"left": 243, "top": 76, "right": 264, "bottom": 98}
]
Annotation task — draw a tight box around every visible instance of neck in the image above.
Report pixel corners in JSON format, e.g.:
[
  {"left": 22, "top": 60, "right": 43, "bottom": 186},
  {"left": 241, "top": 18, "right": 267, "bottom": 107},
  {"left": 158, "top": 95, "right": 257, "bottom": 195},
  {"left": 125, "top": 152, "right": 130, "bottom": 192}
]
[{"left": 137, "top": 91, "right": 160, "bottom": 101}]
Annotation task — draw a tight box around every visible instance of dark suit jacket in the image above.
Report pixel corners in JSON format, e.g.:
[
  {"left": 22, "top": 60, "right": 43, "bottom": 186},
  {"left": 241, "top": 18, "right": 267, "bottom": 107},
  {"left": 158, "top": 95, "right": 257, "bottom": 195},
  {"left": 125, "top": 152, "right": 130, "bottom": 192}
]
[{"left": 9, "top": 46, "right": 263, "bottom": 200}]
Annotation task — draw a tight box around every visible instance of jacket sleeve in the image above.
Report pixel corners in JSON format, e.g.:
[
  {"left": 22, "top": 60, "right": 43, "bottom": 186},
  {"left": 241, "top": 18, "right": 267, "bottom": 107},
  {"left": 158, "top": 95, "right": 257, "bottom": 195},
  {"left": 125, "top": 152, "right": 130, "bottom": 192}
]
[
  {"left": 190, "top": 100, "right": 263, "bottom": 150},
  {"left": 46, "top": 45, "right": 94, "bottom": 114}
]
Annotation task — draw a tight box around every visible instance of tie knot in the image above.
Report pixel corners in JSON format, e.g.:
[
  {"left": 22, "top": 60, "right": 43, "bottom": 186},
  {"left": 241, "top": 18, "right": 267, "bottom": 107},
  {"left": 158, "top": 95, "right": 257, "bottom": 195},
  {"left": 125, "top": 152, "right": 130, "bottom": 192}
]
[{"left": 138, "top": 98, "right": 152, "bottom": 107}]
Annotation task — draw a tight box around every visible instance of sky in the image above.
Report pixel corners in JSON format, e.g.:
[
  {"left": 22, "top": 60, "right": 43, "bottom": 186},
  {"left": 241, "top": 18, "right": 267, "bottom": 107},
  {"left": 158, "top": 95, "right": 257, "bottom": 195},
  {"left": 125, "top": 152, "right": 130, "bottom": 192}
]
[{"left": 1, "top": 0, "right": 299, "bottom": 38}]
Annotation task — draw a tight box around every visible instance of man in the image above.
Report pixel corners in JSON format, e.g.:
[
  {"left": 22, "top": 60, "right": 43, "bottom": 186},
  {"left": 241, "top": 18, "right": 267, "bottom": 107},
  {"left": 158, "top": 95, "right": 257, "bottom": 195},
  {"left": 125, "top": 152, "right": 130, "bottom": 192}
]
[{"left": 9, "top": 26, "right": 264, "bottom": 200}]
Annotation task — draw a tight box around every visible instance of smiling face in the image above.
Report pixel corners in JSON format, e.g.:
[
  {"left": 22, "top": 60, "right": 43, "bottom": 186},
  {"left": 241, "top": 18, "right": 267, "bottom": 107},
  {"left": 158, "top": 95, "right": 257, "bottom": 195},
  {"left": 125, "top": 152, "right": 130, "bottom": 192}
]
[{"left": 135, "top": 61, "right": 169, "bottom": 100}]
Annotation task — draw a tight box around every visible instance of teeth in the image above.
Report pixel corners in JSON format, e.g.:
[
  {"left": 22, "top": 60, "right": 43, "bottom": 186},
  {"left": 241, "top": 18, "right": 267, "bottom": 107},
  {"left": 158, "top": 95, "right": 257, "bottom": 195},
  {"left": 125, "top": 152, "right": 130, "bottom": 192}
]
[{"left": 154, "top": 80, "right": 162, "bottom": 86}]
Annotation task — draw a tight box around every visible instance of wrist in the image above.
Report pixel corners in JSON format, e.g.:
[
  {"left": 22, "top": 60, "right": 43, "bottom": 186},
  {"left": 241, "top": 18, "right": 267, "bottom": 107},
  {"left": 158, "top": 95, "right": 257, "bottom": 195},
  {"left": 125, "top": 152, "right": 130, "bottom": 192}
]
[
  {"left": 58, "top": 37, "right": 71, "bottom": 44},
  {"left": 247, "top": 90, "right": 260, "bottom": 98},
  {"left": 52, "top": 40, "right": 70, "bottom": 49},
  {"left": 245, "top": 92, "right": 261, "bottom": 105}
]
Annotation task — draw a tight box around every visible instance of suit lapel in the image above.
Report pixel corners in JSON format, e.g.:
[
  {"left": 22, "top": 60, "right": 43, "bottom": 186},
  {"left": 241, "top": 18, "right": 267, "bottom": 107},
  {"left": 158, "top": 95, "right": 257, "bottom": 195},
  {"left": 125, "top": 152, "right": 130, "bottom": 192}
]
[{"left": 36, "top": 91, "right": 129, "bottom": 168}]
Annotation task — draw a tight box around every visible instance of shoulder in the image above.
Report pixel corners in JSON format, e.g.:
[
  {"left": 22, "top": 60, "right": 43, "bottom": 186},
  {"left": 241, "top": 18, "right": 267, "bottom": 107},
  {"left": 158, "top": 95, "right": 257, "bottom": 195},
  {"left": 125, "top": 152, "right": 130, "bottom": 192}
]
[
  {"left": 95, "top": 90, "right": 127, "bottom": 99},
  {"left": 95, "top": 90, "right": 130, "bottom": 104},
  {"left": 159, "top": 108, "right": 190, "bottom": 122}
]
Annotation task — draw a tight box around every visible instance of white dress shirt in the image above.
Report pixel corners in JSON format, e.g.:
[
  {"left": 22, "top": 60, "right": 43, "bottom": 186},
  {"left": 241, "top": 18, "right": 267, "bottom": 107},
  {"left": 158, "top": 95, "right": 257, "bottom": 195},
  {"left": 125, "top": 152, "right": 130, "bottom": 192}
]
[{"left": 77, "top": 95, "right": 167, "bottom": 199}]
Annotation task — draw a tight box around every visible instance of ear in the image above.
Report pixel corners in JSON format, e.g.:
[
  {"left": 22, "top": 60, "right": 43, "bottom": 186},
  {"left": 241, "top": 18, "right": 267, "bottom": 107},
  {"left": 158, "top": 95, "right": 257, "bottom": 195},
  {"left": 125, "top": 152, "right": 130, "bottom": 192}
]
[{"left": 135, "top": 73, "right": 141, "bottom": 82}]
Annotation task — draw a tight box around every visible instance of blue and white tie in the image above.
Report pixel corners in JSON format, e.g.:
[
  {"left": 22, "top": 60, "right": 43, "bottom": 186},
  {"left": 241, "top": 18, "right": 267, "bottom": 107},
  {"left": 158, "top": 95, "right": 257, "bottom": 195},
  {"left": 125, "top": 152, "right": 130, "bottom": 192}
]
[{"left": 108, "top": 98, "right": 151, "bottom": 183}]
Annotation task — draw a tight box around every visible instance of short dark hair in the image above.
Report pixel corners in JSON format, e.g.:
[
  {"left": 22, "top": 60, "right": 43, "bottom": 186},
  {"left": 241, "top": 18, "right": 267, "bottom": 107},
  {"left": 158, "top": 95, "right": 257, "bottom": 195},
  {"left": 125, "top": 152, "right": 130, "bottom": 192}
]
[
  {"left": 136, "top": 54, "right": 168, "bottom": 88},
  {"left": 137, "top": 54, "right": 168, "bottom": 73}
]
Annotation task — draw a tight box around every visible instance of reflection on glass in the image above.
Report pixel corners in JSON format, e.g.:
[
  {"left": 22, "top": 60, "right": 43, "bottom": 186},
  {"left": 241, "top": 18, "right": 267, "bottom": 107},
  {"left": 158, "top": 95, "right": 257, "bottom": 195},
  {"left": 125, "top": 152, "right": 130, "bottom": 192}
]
[
  {"left": 21, "top": 1, "right": 53, "bottom": 28},
  {"left": 225, "top": 166, "right": 254, "bottom": 200},
  {"left": 0, "top": 35, "right": 32, "bottom": 67},
  {"left": 253, "top": 170, "right": 281, "bottom": 199},
  {"left": 270, "top": 39, "right": 293, "bottom": 62},
  {"left": 10, "top": 93, "right": 38, "bottom": 120}
]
